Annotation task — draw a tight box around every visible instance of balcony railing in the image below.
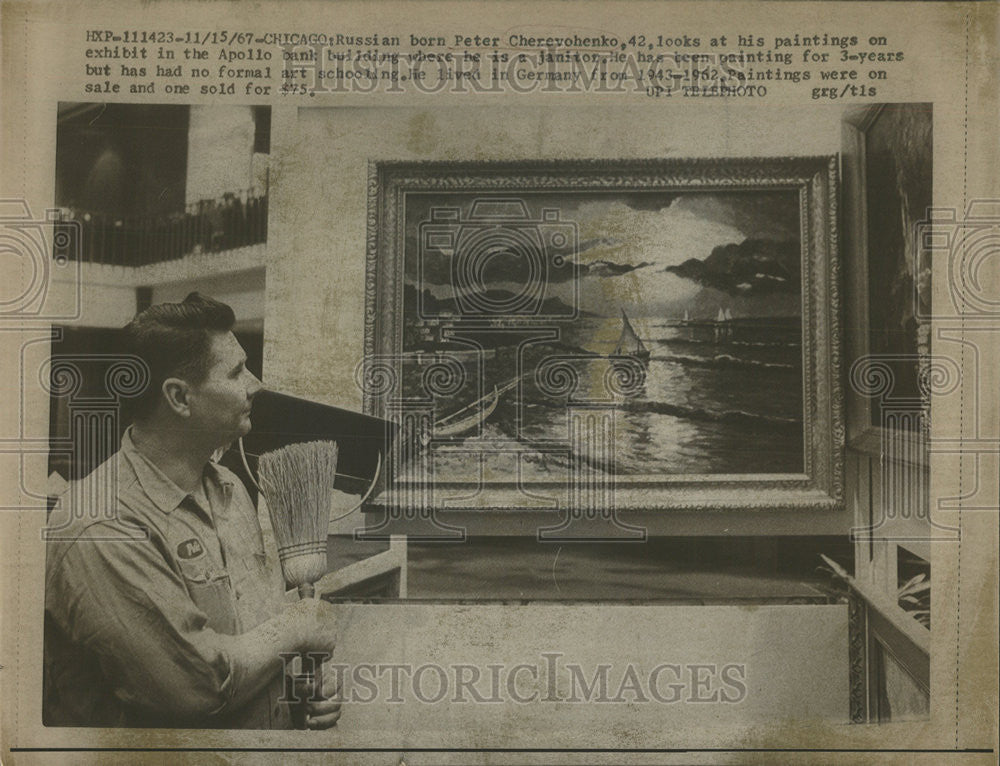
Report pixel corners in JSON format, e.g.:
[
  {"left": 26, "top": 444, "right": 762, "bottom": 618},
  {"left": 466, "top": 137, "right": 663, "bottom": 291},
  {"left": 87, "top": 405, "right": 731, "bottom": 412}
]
[{"left": 54, "top": 188, "right": 268, "bottom": 266}]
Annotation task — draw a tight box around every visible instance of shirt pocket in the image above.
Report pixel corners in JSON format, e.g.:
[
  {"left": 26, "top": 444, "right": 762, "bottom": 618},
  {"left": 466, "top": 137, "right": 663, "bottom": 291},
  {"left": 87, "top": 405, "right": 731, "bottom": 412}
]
[
  {"left": 178, "top": 565, "right": 238, "bottom": 636},
  {"left": 229, "top": 542, "right": 269, "bottom": 588},
  {"left": 222, "top": 517, "right": 271, "bottom": 586},
  {"left": 230, "top": 548, "right": 287, "bottom": 628}
]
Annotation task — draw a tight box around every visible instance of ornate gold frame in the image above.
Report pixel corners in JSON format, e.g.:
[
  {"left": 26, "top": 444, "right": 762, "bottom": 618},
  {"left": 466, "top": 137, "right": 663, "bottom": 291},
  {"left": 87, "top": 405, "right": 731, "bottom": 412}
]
[{"left": 363, "top": 158, "right": 842, "bottom": 514}]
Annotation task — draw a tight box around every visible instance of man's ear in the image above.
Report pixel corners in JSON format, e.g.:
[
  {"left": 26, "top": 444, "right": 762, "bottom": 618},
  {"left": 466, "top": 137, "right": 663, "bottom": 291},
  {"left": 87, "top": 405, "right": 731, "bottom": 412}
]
[{"left": 162, "top": 377, "right": 191, "bottom": 417}]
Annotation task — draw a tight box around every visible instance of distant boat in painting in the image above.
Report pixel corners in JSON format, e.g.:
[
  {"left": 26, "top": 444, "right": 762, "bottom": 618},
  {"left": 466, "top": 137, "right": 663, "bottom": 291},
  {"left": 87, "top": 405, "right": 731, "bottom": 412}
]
[
  {"left": 714, "top": 306, "right": 735, "bottom": 341},
  {"left": 613, "top": 308, "right": 650, "bottom": 364}
]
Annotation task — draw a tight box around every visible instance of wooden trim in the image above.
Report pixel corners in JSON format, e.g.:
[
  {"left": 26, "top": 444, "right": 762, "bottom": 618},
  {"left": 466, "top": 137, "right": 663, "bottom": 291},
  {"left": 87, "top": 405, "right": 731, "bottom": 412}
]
[{"left": 314, "top": 534, "right": 407, "bottom": 599}]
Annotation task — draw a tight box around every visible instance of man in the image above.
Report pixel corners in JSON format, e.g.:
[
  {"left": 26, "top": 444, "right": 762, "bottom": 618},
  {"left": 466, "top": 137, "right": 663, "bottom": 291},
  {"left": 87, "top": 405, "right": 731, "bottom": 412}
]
[{"left": 44, "top": 292, "right": 342, "bottom": 729}]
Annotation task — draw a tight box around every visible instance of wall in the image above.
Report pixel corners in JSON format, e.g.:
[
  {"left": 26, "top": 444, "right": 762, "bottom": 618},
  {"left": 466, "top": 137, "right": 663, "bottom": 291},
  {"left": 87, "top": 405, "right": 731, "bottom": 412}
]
[
  {"left": 185, "top": 106, "right": 259, "bottom": 204},
  {"left": 303, "top": 602, "right": 850, "bottom": 742},
  {"left": 50, "top": 245, "right": 267, "bottom": 328},
  {"left": 149, "top": 266, "right": 266, "bottom": 330}
]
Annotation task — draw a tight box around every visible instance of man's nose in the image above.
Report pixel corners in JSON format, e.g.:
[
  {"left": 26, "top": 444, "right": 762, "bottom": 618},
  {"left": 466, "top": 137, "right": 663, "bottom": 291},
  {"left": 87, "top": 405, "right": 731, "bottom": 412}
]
[{"left": 247, "top": 372, "right": 263, "bottom": 398}]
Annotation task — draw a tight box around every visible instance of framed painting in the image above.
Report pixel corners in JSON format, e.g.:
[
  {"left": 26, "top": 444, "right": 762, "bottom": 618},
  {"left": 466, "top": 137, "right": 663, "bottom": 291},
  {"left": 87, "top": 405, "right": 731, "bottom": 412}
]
[
  {"left": 842, "top": 104, "right": 933, "bottom": 456},
  {"left": 362, "top": 157, "right": 842, "bottom": 515}
]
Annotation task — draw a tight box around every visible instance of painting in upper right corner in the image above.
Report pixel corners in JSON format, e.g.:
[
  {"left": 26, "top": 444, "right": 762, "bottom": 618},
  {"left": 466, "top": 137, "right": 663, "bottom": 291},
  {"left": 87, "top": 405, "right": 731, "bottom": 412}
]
[{"left": 844, "top": 103, "right": 933, "bottom": 440}]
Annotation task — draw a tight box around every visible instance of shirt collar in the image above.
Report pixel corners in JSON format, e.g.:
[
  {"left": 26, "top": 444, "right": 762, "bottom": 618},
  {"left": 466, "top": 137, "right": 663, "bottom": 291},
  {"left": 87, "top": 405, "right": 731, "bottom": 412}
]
[{"left": 120, "top": 427, "right": 232, "bottom": 515}]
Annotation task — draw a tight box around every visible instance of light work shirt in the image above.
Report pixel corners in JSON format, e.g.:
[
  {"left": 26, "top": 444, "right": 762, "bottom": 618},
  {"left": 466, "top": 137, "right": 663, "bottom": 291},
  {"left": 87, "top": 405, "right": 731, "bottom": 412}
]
[{"left": 44, "top": 428, "right": 295, "bottom": 728}]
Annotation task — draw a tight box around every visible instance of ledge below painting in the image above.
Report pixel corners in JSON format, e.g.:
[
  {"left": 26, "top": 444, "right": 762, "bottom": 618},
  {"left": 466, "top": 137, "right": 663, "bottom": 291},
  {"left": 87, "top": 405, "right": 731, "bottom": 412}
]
[{"left": 328, "top": 535, "right": 853, "bottom": 602}]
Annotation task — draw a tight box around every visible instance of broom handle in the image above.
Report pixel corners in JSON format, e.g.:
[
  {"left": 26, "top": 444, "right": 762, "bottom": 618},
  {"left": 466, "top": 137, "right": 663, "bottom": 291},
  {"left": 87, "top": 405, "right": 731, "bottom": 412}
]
[
  {"left": 292, "top": 582, "right": 323, "bottom": 729},
  {"left": 297, "top": 583, "right": 316, "bottom": 599}
]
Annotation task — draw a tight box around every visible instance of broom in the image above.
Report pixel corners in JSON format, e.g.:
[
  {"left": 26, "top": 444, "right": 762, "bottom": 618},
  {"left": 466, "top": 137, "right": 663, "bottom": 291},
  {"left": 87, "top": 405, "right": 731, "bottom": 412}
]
[{"left": 258, "top": 439, "right": 339, "bottom": 726}]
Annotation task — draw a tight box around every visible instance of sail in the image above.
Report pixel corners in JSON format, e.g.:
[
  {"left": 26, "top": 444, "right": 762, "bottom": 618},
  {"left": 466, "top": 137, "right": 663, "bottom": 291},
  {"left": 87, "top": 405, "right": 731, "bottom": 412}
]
[
  {"left": 724, "top": 308, "right": 733, "bottom": 321},
  {"left": 683, "top": 309, "right": 690, "bottom": 322},
  {"left": 716, "top": 307, "right": 725, "bottom": 322},
  {"left": 614, "top": 309, "right": 649, "bottom": 357}
]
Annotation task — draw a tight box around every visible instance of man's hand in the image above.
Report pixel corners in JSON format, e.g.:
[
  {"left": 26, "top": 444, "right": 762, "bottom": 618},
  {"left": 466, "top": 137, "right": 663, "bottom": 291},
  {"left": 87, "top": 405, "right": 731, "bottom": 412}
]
[
  {"left": 283, "top": 597, "right": 341, "bottom": 655},
  {"left": 293, "top": 659, "right": 344, "bottom": 729},
  {"left": 222, "top": 598, "right": 342, "bottom": 714},
  {"left": 283, "top": 601, "right": 346, "bottom": 730}
]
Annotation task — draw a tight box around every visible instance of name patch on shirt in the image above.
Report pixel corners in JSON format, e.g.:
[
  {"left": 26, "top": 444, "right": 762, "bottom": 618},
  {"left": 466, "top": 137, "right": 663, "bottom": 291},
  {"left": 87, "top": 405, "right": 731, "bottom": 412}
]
[{"left": 177, "top": 538, "right": 205, "bottom": 560}]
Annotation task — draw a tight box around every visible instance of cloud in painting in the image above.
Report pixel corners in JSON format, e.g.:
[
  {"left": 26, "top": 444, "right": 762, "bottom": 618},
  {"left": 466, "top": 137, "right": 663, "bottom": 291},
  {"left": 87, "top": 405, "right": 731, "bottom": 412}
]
[
  {"left": 405, "top": 191, "right": 802, "bottom": 316},
  {"left": 413, "top": 231, "right": 653, "bottom": 288},
  {"left": 671, "top": 193, "right": 800, "bottom": 242}
]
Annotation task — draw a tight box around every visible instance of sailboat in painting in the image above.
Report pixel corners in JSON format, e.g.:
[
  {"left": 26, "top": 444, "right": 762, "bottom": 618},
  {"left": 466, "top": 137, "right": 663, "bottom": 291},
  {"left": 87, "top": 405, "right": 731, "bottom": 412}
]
[
  {"left": 421, "top": 379, "right": 520, "bottom": 445},
  {"left": 613, "top": 308, "right": 650, "bottom": 365},
  {"left": 714, "top": 306, "right": 734, "bottom": 341}
]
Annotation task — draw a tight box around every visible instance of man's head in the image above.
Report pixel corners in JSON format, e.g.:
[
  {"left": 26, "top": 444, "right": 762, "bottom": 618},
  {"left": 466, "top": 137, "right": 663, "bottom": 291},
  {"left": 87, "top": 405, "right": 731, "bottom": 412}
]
[{"left": 123, "top": 292, "right": 262, "bottom": 443}]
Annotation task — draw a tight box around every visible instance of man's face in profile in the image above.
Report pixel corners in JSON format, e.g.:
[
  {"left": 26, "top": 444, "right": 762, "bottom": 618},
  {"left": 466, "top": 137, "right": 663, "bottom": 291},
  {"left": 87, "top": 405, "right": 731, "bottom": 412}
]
[{"left": 186, "top": 331, "right": 263, "bottom": 445}]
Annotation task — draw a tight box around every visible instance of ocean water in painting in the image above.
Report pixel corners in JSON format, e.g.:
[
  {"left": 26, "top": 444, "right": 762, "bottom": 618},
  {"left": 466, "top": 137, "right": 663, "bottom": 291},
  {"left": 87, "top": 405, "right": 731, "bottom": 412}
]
[
  {"left": 396, "top": 189, "right": 805, "bottom": 478},
  {"left": 399, "top": 314, "right": 802, "bottom": 478}
]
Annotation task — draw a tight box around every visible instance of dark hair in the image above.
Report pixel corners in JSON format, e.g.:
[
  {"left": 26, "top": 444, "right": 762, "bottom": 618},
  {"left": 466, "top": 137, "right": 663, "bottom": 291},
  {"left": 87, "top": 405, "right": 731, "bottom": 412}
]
[{"left": 123, "top": 292, "right": 235, "bottom": 421}]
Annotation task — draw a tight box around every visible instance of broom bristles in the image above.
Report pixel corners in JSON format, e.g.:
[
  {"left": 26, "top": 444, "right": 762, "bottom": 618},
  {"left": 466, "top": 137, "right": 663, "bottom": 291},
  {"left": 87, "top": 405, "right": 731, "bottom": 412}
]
[{"left": 258, "top": 440, "right": 338, "bottom": 589}]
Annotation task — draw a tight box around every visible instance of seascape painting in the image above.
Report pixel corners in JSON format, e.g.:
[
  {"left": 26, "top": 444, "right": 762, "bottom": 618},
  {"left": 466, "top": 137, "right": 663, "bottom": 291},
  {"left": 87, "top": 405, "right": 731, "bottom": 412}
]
[{"left": 393, "top": 189, "right": 805, "bottom": 478}]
